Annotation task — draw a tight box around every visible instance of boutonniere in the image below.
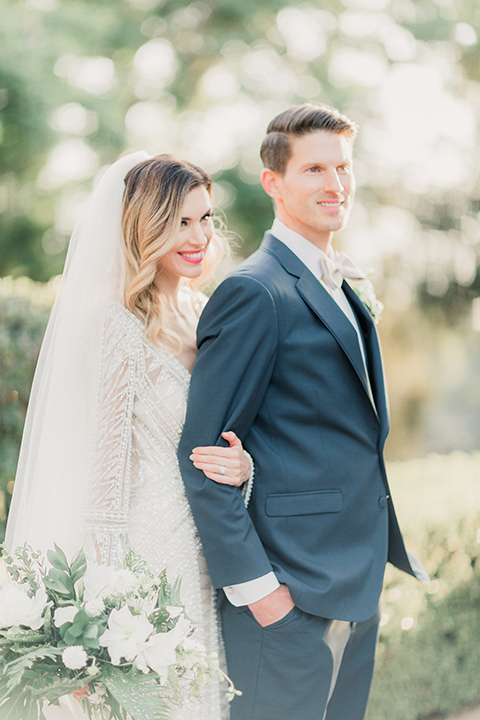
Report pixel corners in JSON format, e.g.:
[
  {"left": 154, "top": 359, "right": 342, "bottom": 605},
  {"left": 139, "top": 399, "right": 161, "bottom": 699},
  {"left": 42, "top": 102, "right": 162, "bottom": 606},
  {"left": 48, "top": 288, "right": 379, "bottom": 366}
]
[{"left": 349, "top": 278, "right": 384, "bottom": 325}]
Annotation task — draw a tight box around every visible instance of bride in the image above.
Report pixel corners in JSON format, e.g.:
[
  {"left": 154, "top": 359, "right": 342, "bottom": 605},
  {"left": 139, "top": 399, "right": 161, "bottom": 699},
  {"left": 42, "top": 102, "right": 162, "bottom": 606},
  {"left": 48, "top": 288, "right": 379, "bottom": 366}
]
[{"left": 4, "top": 152, "right": 253, "bottom": 719}]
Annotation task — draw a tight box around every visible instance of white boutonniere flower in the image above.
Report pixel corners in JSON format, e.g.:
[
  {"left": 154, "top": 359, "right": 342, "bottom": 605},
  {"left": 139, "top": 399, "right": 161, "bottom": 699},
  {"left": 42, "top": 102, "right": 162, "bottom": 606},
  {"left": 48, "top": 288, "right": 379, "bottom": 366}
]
[{"left": 349, "top": 279, "right": 384, "bottom": 325}]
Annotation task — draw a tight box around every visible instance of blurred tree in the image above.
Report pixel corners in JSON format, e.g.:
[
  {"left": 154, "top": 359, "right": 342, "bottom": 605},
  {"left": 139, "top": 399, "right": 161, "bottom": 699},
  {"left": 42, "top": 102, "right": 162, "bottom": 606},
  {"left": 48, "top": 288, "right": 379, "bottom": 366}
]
[
  {"left": 0, "top": 279, "right": 52, "bottom": 539},
  {"left": 2, "top": 0, "right": 476, "bottom": 282},
  {"left": 0, "top": 0, "right": 479, "bottom": 456}
]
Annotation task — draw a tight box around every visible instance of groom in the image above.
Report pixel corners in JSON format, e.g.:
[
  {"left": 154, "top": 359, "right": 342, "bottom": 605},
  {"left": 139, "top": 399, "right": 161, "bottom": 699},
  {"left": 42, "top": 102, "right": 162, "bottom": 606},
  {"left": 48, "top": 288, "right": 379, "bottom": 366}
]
[{"left": 178, "top": 103, "right": 427, "bottom": 720}]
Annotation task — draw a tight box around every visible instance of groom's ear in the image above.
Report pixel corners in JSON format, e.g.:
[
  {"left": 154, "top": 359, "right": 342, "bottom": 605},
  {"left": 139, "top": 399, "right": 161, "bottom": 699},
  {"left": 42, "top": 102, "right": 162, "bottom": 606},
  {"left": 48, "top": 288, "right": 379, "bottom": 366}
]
[{"left": 261, "top": 168, "right": 282, "bottom": 200}]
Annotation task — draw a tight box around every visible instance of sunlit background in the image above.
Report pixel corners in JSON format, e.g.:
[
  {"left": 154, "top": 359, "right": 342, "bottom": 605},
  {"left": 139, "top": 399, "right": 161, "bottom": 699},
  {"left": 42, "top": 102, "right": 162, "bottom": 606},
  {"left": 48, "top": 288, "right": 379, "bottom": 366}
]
[
  {"left": 1, "top": 1, "right": 480, "bottom": 716},
  {"left": 1, "top": 0, "right": 479, "bottom": 460}
]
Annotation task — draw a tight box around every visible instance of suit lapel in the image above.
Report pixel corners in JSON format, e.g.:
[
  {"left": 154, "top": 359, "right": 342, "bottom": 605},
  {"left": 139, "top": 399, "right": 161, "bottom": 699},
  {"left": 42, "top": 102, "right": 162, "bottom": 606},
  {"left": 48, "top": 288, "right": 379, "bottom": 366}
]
[
  {"left": 296, "top": 271, "right": 375, "bottom": 407},
  {"left": 343, "top": 282, "right": 390, "bottom": 433},
  {"left": 261, "top": 234, "right": 380, "bottom": 420}
]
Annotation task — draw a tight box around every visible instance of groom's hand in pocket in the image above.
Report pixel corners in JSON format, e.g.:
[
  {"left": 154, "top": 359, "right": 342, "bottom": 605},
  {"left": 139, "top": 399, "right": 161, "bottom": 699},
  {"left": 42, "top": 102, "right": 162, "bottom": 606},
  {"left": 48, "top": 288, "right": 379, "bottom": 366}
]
[{"left": 248, "top": 583, "right": 295, "bottom": 628}]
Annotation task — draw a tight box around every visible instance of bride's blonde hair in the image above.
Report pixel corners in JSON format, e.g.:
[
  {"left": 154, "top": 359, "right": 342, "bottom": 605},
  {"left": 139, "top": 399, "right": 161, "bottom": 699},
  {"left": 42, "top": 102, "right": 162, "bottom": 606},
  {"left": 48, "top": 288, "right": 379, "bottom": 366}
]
[{"left": 121, "top": 153, "right": 229, "bottom": 350}]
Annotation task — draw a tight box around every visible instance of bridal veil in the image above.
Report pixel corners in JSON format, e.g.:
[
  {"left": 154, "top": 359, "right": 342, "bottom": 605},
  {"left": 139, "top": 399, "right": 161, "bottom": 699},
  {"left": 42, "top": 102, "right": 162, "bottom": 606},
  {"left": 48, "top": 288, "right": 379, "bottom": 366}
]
[{"left": 5, "top": 151, "right": 150, "bottom": 558}]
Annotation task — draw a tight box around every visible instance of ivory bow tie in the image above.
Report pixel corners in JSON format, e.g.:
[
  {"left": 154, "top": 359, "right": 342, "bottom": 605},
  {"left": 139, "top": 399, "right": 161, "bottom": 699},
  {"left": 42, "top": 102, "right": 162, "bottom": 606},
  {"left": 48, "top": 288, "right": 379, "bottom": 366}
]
[{"left": 319, "top": 251, "right": 366, "bottom": 290}]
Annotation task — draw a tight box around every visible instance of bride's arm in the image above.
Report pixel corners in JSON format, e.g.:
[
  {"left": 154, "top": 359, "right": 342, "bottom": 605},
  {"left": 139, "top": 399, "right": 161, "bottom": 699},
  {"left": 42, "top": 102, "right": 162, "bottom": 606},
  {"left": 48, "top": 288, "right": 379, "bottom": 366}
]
[
  {"left": 83, "top": 310, "right": 139, "bottom": 567},
  {"left": 189, "top": 431, "right": 253, "bottom": 486}
]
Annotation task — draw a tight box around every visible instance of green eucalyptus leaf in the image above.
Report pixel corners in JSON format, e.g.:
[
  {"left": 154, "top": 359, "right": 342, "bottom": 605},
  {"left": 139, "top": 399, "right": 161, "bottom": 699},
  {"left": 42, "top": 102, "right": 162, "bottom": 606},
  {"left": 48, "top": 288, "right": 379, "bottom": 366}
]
[
  {"left": 63, "top": 625, "right": 84, "bottom": 642},
  {"left": 46, "top": 568, "right": 74, "bottom": 597},
  {"left": 58, "top": 623, "right": 73, "bottom": 641},
  {"left": 83, "top": 624, "right": 99, "bottom": 639},
  {"left": 53, "top": 545, "right": 69, "bottom": 566},
  {"left": 47, "top": 548, "right": 69, "bottom": 572},
  {"left": 82, "top": 625, "right": 101, "bottom": 649},
  {"left": 43, "top": 577, "right": 70, "bottom": 596},
  {"left": 83, "top": 636, "right": 100, "bottom": 650},
  {"left": 70, "top": 551, "right": 87, "bottom": 585},
  {"left": 74, "top": 578, "right": 84, "bottom": 603}
]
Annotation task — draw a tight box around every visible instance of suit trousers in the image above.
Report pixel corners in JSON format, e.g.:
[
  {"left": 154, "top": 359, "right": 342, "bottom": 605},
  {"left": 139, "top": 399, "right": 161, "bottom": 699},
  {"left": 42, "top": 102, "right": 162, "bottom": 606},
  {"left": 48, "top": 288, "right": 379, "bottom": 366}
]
[{"left": 219, "top": 594, "right": 380, "bottom": 720}]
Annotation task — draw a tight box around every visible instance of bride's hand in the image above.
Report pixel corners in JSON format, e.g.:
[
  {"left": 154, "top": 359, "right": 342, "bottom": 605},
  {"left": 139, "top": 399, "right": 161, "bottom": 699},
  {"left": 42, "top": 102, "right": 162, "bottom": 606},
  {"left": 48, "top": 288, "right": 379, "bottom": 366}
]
[{"left": 189, "top": 431, "right": 251, "bottom": 486}]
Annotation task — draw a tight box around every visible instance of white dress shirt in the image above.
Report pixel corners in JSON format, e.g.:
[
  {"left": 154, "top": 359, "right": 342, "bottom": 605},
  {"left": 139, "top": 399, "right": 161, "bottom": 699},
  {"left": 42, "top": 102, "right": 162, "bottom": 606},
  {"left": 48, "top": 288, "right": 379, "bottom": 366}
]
[{"left": 223, "top": 219, "right": 373, "bottom": 606}]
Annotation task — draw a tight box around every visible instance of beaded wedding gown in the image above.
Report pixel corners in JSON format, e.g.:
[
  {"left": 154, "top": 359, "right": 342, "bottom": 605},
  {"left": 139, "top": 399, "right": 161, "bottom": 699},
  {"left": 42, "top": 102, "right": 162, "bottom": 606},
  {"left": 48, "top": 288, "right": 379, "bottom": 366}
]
[{"left": 47, "top": 300, "right": 226, "bottom": 720}]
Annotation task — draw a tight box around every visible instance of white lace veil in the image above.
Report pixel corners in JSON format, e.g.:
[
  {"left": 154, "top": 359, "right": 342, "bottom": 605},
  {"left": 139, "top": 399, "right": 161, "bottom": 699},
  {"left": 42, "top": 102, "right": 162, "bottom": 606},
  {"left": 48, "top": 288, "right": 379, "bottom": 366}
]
[{"left": 5, "top": 151, "right": 150, "bottom": 559}]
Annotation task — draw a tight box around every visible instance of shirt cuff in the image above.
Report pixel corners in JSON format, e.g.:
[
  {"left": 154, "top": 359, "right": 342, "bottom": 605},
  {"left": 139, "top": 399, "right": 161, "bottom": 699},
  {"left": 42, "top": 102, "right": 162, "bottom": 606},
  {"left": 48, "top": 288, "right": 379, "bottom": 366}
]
[{"left": 223, "top": 572, "right": 280, "bottom": 606}]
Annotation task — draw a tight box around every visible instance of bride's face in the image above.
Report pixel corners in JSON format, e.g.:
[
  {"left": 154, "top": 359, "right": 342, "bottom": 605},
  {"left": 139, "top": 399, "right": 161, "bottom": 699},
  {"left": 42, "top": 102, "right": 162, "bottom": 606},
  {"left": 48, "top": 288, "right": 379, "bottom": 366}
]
[{"left": 158, "top": 185, "right": 214, "bottom": 285}]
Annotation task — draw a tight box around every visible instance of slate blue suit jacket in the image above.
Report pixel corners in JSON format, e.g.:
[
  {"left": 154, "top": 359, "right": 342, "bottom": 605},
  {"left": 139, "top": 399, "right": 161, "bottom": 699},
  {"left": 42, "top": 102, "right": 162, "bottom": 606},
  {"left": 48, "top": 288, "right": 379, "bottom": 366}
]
[{"left": 178, "top": 233, "right": 417, "bottom": 622}]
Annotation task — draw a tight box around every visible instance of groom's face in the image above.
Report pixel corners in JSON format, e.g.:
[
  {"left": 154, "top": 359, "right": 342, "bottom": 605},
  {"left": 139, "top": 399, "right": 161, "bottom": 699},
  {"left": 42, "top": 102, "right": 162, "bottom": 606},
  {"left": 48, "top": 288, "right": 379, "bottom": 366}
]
[{"left": 263, "top": 130, "right": 356, "bottom": 251}]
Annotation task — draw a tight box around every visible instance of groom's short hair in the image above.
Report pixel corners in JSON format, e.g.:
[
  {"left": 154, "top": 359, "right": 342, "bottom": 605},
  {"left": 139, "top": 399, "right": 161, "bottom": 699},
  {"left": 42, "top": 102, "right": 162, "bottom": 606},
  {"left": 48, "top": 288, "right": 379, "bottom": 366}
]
[{"left": 260, "top": 103, "right": 358, "bottom": 175}]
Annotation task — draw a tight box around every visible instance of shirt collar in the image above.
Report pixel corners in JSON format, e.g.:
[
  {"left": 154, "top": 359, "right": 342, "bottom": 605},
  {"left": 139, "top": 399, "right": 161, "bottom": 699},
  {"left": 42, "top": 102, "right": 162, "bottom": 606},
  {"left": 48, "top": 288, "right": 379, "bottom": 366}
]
[{"left": 271, "top": 219, "right": 332, "bottom": 282}]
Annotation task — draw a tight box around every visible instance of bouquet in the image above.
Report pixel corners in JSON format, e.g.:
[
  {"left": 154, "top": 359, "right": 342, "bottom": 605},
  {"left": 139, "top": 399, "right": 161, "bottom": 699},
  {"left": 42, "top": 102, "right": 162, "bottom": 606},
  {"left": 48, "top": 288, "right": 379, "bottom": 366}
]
[{"left": 0, "top": 544, "right": 238, "bottom": 719}]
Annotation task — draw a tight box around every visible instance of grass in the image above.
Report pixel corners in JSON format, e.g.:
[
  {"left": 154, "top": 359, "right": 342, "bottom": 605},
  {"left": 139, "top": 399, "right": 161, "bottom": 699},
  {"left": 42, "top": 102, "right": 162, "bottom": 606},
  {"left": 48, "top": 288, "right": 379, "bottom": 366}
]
[{"left": 366, "top": 452, "right": 480, "bottom": 720}]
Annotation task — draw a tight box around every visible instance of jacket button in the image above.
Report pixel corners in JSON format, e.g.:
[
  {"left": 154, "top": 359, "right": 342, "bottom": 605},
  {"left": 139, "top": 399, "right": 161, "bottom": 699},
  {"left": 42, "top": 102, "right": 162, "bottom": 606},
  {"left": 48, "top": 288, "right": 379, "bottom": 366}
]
[{"left": 378, "top": 496, "right": 388, "bottom": 508}]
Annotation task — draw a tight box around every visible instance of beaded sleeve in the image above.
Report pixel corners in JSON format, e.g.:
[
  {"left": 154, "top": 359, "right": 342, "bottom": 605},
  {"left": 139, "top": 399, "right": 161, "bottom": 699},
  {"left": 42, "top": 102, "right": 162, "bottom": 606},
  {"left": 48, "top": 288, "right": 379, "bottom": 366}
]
[{"left": 83, "top": 306, "right": 141, "bottom": 567}]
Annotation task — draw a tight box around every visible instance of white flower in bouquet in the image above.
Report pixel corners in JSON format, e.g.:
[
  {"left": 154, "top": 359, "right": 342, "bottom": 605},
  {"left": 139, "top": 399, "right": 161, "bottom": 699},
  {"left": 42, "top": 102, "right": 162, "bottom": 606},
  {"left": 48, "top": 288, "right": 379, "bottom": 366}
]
[
  {"left": 62, "top": 645, "right": 88, "bottom": 670},
  {"left": 135, "top": 631, "right": 178, "bottom": 679},
  {"left": 88, "top": 687, "right": 107, "bottom": 705},
  {"left": 169, "top": 615, "right": 191, "bottom": 645},
  {"left": 135, "top": 615, "right": 191, "bottom": 679},
  {"left": 183, "top": 635, "right": 206, "bottom": 654},
  {"left": 181, "top": 633, "right": 209, "bottom": 671},
  {"left": 166, "top": 605, "right": 183, "bottom": 619},
  {"left": 83, "top": 564, "right": 115, "bottom": 601},
  {"left": 0, "top": 545, "right": 239, "bottom": 719},
  {"left": 107, "top": 569, "right": 137, "bottom": 596},
  {"left": 129, "top": 593, "right": 157, "bottom": 616},
  {"left": 54, "top": 605, "right": 78, "bottom": 627},
  {"left": 99, "top": 605, "right": 154, "bottom": 665},
  {"left": 0, "top": 583, "right": 49, "bottom": 630},
  {"left": 84, "top": 598, "right": 105, "bottom": 617}
]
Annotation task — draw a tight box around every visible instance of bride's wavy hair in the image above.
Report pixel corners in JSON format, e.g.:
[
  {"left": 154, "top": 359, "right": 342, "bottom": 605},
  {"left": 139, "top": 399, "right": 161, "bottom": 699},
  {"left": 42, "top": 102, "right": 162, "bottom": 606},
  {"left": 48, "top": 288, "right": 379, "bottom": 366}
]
[{"left": 121, "top": 153, "right": 229, "bottom": 350}]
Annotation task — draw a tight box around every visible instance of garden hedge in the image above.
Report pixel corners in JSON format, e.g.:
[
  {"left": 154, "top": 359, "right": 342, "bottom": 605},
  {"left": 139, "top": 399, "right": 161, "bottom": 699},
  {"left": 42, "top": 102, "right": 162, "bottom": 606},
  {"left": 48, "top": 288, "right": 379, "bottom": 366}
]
[{"left": 1, "top": 279, "right": 479, "bottom": 719}]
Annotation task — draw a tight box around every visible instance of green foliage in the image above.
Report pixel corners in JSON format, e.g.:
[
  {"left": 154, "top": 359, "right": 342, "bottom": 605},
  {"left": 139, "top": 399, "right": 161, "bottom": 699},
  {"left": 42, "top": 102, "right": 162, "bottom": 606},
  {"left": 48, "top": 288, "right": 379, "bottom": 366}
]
[
  {"left": 44, "top": 546, "right": 86, "bottom": 601},
  {"left": 366, "top": 455, "right": 480, "bottom": 720},
  {"left": 1, "top": 283, "right": 480, "bottom": 717},
  {"left": 367, "top": 526, "right": 480, "bottom": 719},
  {"left": 0, "top": 681, "right": 39, "bottom": 720},
  {"left": 102, "top": 666, "right": 170, "bottom": 720},
  {"left": 0, "top": 544, "right": 225, "bottom": 719},
  {"left": 2, "top": 0, "right": 480, "bottom": 457},
  {"left": 386, "top": 580, "right": 480, "bottom": 719},
  {"left": 4, "top": 646, "right": 63, "bottom": 694},
  {"left": 60, "top": 609, "right": 106, "bottom": 651},
  {"left": 0, "top": 279, "right": 52, "bottom": 540}
]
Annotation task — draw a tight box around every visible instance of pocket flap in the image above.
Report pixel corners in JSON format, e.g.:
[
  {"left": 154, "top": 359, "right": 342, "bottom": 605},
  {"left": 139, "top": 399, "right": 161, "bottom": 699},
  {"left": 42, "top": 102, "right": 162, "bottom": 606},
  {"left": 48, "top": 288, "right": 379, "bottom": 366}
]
[{"left": 265, "top": 490, "right": 343, "bottom": 517}]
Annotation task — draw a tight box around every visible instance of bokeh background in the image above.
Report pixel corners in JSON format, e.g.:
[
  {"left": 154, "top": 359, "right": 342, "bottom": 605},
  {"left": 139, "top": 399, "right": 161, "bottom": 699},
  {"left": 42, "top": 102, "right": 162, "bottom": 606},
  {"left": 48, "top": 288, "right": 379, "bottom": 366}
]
[{"left": 1, "top": 0, "right": 480, "bottom": 717}]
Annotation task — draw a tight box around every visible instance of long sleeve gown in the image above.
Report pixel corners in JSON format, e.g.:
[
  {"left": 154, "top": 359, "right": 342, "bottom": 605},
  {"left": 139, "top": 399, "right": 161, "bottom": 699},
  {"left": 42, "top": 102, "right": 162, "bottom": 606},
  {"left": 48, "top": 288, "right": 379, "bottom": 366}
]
[{"left": 46, "top": 301, "right": 225, "bottom": 720}]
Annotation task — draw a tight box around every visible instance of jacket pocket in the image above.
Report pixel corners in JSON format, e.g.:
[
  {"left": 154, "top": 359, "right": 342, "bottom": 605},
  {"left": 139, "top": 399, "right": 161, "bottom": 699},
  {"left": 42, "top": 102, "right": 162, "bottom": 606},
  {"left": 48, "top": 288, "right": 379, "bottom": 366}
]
[{"left": 265, "top": 489, "right": 343, "bottom": 517}]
